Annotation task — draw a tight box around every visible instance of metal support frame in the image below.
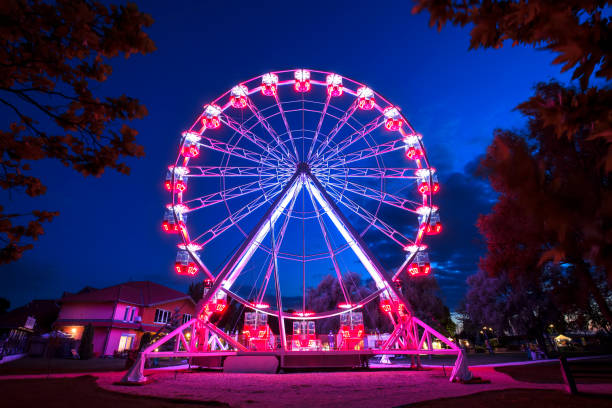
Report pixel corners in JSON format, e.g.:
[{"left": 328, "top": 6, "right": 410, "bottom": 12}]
[{"left": 132, "top": 167, "right": 470, "bottom": 383}]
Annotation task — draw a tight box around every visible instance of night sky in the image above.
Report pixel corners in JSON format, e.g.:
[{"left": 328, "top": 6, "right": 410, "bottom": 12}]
[{"left": 2, "top": 0, "right": 572, "bottom": 310}]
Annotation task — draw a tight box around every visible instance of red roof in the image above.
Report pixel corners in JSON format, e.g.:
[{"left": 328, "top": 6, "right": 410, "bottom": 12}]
[{"left": 60, "top": 281, "right": 193, "bottom": 306}]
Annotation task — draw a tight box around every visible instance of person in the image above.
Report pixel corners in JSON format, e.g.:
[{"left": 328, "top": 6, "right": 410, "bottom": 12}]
[
  {"left": 328, "top": 330, "right": 334, "bottom": 350},
  {"left": 484, "top": 339, "right": 494, "bottom": 355}
]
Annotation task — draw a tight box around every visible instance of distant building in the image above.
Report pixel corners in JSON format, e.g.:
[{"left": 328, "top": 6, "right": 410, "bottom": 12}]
[
  {"left": 0, "top": 300, "right": 60, "bottom": 356},
  {"left": 53, "top": 281, "right": 195, "bottom": 356}
]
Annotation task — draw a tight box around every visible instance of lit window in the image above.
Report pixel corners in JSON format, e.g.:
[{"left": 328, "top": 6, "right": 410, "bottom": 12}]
[{"left": 117, "top": 334, "right": 135, "bottom": 352}]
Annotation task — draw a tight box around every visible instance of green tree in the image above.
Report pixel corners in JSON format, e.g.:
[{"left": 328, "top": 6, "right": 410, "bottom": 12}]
[
  {"left": 78, "top": 323, "right": 94, "bottom": 359},
  {"left": 0, "top": 0, "right": 155, "bottom": 263}
]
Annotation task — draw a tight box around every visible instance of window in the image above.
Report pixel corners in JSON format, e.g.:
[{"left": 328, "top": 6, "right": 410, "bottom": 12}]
[
  {"left": 117, "top": 334, "right": 135, "bottom": 352},
  {"left": 154, "top": 309, "right": 170, "bottom": 324},
  {"left": 182, "top": 314, "right": 192, "bottom": 325},
  {"left": 130, "top": 307, "right": 136, "bottom": 322},
  {"left": 123, "top": 306, "right": 130, "bottom": 321}
]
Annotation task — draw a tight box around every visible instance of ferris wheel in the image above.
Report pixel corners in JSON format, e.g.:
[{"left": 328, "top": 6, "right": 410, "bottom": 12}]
[{"left": 162, "top": 69, "right": 441, "bottom": 322}]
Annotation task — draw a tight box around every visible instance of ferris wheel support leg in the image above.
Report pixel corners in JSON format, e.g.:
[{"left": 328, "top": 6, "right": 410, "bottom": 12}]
[{"left": 120, "top": 318, "right": 196, "bottom": 383}]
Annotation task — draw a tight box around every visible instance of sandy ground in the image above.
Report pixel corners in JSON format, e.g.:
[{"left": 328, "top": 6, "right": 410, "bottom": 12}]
[{"left": 95, "top": 367, "right": 612, "bottom": 408}]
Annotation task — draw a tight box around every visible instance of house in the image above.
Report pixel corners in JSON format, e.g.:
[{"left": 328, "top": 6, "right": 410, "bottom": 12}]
[
  {"left": 0, "top": 300, "right": 60, "bottom": 356},
  {"left": 53, "top": 281, "right": 195, "bottom": 356}
]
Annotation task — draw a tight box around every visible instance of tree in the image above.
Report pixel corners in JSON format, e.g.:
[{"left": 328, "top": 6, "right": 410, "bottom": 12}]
[
  {"left": 78, "top": 323, "right": 94, "bottom": 359},
  {"left": 0, "top": 298, "right": 9, "bottom": 314},
  {"left": 413, "top": 1, "right": 612, "bottom": 326},
  {"left": 306, "top": 272, "right": 378, "bottom": 333},
  {"left": 188, "top": 281, "right": 204, "bottom": 303},
  {"left": 138, "top": 332, "right": 153, "bottom": 352},
  {"left": 0, "top": 0, "right": 155, "bottom": 264},
  {"left": 305, "top": 273, "right": 454, "bottom": 335},
  {"left": 412, "top": 0, "right": 611, "bottom": 90},
  {"left": 477, "top": 85, "right": 612, "bottom": 326},
  {"left": 399, "top": 274, "right": 456, "bottom": 336},
  {"left": 462, "top": 268, "right": 562, "bottom": 352}
]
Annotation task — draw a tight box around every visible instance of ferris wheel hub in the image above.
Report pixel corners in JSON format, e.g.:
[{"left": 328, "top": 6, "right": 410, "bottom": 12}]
[{"left": 296, "top": 161, "right": 311, "bottom": 174}]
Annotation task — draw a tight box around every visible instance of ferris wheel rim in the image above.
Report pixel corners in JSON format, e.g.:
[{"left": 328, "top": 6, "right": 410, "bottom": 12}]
[{"left": 167, "top": 68, "right": 437, "bottom": 316}]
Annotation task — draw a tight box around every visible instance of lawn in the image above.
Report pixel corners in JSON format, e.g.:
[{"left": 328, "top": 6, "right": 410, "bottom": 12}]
[
  {"left": 1, "top": 375, "right": 611, "bottom": 408},
  {"left": 0, "top": 356, "right": 191, "bottom": 375},
  {"left": 0, "top": 376, "right": 227, "bottom": 408},
  {"left": 0, "top": 356, "right": 126, "bottom": 375},
  {"left": 495, "top": 356, "right": 612, "bottom": 384},
  {"left": 405, "top": 389, "right": 612, "bottom": 408}
]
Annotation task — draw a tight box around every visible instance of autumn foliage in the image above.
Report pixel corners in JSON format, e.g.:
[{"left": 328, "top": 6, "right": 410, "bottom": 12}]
[
  {"left": 414, "top": 1, "right": 612, "bottom": 328},
  {"left": 0, "top": 0, "right": 155, "bottom": 263}
]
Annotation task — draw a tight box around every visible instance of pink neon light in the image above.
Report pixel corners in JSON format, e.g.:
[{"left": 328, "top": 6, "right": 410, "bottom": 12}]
[
  {"left": 253, "top": 303, "right": 270, "bottom": 309},
  {"left": 292, "top": 311, "right": 314, "bottom": 317}
]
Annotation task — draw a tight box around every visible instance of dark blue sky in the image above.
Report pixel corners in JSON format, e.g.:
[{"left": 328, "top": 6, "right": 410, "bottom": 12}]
[{"left": 2, "top": 0, "right": 571, "bottom": 310}]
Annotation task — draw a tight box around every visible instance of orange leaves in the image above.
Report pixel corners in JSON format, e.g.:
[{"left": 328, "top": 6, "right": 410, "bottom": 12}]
[
  {"left": 0, "top": 0, "right": 155, "bottom": 263},
  {"left": 478, "top": 81, "right": 612, "bottom": 285},
  {"left": 0, "top": 208, "right": 58, "bottom": 264},
  {"left": 412, "top": 0, "right": 612, "bottom": 89}
]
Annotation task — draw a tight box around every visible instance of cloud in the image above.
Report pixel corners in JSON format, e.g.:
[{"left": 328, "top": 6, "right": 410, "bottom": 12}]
[{"left": 364, "top": 156, "right": 495, "bottom": 310}]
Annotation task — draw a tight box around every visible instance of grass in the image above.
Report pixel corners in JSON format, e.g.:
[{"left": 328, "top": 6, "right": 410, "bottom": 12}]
[
  {"left": 1, "top": 376, "right": 610, "bottom": 408},
  {"left": 495, "top": 356, "right": 612, "bottom": 384},
  {"left": 0, "top": 356, "right": 192, "bottom": 376},
  {"left": 0, "top": 356, "right": 126, "bottom": 375},
  {"left": 404, "top": 389, "right": 612, "bottom": 408},
  {"left": 0, "top": 376, "right": 228, "bottom": 408}
]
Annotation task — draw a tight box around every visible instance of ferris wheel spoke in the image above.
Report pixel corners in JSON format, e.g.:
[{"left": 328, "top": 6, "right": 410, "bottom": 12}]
[
  {"left": 221, "top": 114, "right": 287, "bottom": 162},
  {"left": 191, "top": 185, "right": 283, "bottom": 246},
  {"left": 310, "top": 100, "right": 359, "bottom": 161},
  {"left": 198, "top": 135, "right": 284, "bottom": 167},
  {"left": 273, "top": 93, "right": 300, "bottom": 161},
  {"left": 256, "top": 185, "right": 300, "bottom": 304},
  {"left": 185, "top": 166, "right": 289, "bottom": 178},
  {"left": 326, "top": 177, "right": 422, "bottom": 213},
  {"left": 306, "top": 93, "right": 331, "bottom": 161},
  {"left": 326, "top": 185, "right": 414, "bottom": 249},
  {"left": 183, "top": 177, "right": 281, "bottom": 212},
  {"left": 311, "top": 167, "right": 420, "bottom": 179},
  {"left": 328, "top": 135, "right": 406, "bottom": 167},
  {"left": 246, "top": 99, "right": 297, "bottom": 165},
  {"left": 313, "top": 115, "right": 385, "bottom": 166},
  {"left": 305, "top": 182, "right": 352, "bottom": 305}
]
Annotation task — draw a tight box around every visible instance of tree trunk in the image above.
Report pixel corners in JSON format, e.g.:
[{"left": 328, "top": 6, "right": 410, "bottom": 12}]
[{"left": 574, "top": 261, "right": 612, "bottom": 328}]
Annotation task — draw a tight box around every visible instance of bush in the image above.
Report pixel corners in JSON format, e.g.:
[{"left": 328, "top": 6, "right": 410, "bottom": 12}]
[{"left": 78, "top": 324, "right": 94, "bottom": 360}]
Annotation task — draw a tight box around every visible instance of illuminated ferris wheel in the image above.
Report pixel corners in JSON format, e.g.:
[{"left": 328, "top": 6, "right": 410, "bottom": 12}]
[
  {"left": 123, "top": 69, "right": 475, "bottom": 384},
  {"left": 162, "top": 69, "right": 441, "bottom": 323}
]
